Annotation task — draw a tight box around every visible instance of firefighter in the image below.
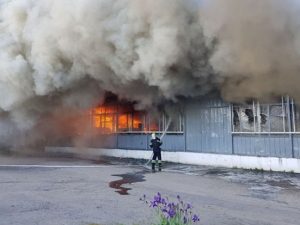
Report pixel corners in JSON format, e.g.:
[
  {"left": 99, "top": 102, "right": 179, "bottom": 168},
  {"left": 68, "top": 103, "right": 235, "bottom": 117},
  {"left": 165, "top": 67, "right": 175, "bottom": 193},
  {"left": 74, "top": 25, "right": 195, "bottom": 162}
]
[{"left": 150, "top": 133, "right": 163, "bottom": 172}]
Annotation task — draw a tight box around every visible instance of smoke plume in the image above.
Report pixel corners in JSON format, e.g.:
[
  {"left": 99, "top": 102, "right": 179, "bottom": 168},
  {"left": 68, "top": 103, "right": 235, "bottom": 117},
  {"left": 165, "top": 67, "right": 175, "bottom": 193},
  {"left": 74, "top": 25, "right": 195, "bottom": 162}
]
[
  {"left": 201, "top": 0, "right": 300, "bottom": 102},
  {"left": 0, "top": 0, "right": 300, "bottom": 146}
]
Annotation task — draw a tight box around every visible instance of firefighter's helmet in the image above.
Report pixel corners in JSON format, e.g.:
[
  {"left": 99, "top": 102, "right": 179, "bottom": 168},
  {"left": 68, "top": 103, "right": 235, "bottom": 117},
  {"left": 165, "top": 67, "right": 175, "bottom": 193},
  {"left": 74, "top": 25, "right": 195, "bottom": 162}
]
[{"left": 151, "top": 133, "right": 156, "bottom": 140}]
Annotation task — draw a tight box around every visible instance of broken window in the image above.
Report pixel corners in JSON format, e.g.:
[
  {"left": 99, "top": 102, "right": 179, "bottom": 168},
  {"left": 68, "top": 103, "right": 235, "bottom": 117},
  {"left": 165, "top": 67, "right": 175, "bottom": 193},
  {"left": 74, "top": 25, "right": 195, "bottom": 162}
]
[
  {"left": 257, "top": 104, "right": 268, "bottom": 132},
  {"left": 232, "top": 97, "right": 291, "bottom": 133},
  {"left": 291, "top": 99, "right": 300, "bottom": 132},
  {"left": 233, "top": 105, "right": 255, "bottom": 132},
  {"left": 270, "top": 105, "right": 284, "bottom": 132}
]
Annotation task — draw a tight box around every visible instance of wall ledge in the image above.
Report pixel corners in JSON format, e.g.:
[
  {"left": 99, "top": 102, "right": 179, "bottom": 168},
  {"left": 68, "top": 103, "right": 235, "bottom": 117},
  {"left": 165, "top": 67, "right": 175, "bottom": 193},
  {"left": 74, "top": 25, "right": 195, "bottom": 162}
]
[{"left": 45, "top": 147, "right": 300, "bottom": 173}]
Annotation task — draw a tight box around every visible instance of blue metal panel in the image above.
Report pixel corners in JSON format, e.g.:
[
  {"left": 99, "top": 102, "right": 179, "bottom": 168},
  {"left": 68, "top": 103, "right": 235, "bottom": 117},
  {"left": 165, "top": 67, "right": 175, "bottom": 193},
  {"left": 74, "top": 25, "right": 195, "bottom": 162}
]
[
  {"left": 116, "top": 134, "right": 184, "bottom": 151},
  {"left": 292, "top": 135, "right": 300, "bottom": 158},
  {"left": 89, "top": 97, "right": 298, "bottom": 159},
  {"left": 185, "top": 99, "right": 232, "bottom": 154},
  {"left": 160, "top": 135, "right": 185, "bottom": 151},
  {"left": 91, "top": 135, "right": 118, "bottom": 148},
  {"left": 117, "top": 134, "right": 148, "bottom": 150},
  {"left": 91, "top": 130, "right": 185, "bottom": 151},
  {"left": 233, "top": 134, "right": 293, "bottom": 158}
]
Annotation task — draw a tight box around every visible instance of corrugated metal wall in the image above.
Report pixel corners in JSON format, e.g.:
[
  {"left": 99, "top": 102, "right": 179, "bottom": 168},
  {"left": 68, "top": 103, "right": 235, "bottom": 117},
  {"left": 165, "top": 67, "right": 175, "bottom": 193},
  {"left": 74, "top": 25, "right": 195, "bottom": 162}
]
[
  {"left": 185, "top": 99, "right": 232, "bottom": 154},
  {"left": 89, "top": 97, "right": 300, "bottom": 159},
  {"left": 293, "top": 135, "right": 300, "bottom": 158},
  {"left": 90, "top": 134, "right": 118, "bottom": 149},
  {"left": 233, "top": 135, "right": 293, "bottom": 158},
  {"left": 117, "top": 134, "right": 148, "bottom": 150},
  {"left": 160, "top": 135, "right": 185, "bottom": 151},
  {"left": 116, "top": 134, "right": 185, "bottom": 151}
]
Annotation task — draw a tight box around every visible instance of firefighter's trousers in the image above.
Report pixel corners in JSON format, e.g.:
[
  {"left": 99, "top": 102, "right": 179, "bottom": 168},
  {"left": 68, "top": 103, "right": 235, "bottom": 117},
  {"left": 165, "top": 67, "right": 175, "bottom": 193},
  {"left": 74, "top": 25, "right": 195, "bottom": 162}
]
[{"left": 152, "top": 151, "right": 162, "bottom": 171}]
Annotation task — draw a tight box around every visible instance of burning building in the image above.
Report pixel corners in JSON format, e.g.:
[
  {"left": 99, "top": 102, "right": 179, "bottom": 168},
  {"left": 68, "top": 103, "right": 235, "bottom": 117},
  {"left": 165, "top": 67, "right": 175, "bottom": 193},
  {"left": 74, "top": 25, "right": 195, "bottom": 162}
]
[
  {"left": 1, "top": 0, "right": 300, "bottom": 172},
  {"left": 67, "top": 94, "right": 300, "bottom": 173},
  {"left": 81, "top": 93, "right": 300, "bottom": 160}
]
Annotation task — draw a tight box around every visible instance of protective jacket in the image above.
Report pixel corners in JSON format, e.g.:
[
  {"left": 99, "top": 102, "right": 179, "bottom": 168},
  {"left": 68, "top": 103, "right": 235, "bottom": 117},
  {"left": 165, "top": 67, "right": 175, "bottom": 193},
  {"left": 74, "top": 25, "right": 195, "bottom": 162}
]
[{"left": 150, "top": 137, "right": 162, "bottom": 153}]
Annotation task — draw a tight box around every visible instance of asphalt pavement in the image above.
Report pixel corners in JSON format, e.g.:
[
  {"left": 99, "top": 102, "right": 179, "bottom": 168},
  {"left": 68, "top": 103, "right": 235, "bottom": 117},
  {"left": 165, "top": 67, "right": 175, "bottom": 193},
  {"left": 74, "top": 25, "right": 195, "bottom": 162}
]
[{"left": 0, "top": 153, "right": 299, "bottom": 225}]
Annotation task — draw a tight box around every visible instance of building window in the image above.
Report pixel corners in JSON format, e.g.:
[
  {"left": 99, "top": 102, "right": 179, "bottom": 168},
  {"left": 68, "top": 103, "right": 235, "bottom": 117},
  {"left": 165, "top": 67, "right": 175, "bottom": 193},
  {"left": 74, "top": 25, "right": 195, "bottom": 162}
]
[
  {"left": 92, "top": 105, "right": 117, "bottom": 133},
  {"left": 232, "top": 97, "right": 292, "bottom": 133},
  {"left": 165, "top": 114, "right": 184, "bottom": 133},
  {"left": 132, "top": 112, "right": 144, "bottom": 131},
  {"left": 91, "top": 103, "right": 184, "bottom": 134},
  {"left": 146, "top": 112, "right": 184, "bottom": 133},
  {"left": 291, "top": 99, "right": 300, "bottom": 132},
  {"left": 117, "top": 105, "right": 134, "bottom": 132}
]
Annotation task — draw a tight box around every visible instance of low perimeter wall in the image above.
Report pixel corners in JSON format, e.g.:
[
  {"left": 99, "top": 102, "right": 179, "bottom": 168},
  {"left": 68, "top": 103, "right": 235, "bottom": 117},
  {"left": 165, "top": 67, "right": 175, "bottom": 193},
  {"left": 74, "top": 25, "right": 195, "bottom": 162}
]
[{"left": 45, "top": 147, "right": 300, "bottom": 173}]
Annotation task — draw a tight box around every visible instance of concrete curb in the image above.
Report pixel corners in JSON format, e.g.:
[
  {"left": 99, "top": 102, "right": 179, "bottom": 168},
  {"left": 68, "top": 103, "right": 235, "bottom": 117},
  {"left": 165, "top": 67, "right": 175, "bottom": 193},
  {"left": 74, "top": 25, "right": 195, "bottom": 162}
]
[{"left": 45, "top": 147, "right": 300, "bottom": 173}]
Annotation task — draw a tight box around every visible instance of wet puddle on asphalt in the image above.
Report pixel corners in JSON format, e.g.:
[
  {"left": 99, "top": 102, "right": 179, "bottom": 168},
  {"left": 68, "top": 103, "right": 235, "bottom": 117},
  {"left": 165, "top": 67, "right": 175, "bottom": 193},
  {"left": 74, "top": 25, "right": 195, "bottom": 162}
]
[
  {"left": 109, "top": 170, "right": 148, "bottom": 195},
  {"left": 202, "top": 168, "right": 300, "bottom": 200},
  {"left": 105, "top": 157, "right": 300, "bottom": 198}
]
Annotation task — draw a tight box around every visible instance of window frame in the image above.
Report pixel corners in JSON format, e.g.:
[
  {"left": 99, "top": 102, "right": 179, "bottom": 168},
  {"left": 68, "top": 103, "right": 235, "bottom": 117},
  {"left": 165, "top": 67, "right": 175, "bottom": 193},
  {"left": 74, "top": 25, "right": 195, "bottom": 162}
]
[
  {"left": 91, "top": 104, "right": 184, "bottom": 134},
  {"left": 232, "top": 96, "right": 299, "bottom": 134}
]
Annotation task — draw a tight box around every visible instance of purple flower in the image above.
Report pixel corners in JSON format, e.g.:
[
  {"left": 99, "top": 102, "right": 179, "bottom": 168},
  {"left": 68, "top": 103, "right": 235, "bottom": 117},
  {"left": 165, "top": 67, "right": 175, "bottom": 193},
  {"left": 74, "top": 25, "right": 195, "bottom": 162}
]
[
  {"left": 167, "top": 208, "right": 176, "bottom": 218},
  {"left": 154, "top": 193, "right": 162, "bottom": 204},
  {"left": 186, "top": 203, "right": 192, "bottom": 210},
  {"left": 192, "top": 214, "right": 200, "bottom": 222},
  {"left": 168, "top": 202, "right": 175, "bottom": 208},
  {"left": 142, "top": 193, "right": 200, "bottom": 224},
  {"left": 150, "top": 201, "right": 157, "bottom": 208}
]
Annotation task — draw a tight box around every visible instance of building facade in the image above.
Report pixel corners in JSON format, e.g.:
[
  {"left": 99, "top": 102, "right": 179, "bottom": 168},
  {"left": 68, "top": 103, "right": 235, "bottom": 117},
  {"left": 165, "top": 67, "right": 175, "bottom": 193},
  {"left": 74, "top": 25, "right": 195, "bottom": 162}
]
[{"left": 86, "top": 96, "right": 300, "bottom": 160}]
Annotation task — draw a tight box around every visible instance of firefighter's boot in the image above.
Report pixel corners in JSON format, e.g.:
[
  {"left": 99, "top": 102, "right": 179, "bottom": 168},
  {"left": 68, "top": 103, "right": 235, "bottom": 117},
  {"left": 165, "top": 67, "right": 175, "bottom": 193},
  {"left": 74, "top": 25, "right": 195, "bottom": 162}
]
[
  {"left": 158, "top": 160, "right": 162, "bottom": 172},
  {"left": 151, "top": 161, "right": 156, "bottom": 172}
]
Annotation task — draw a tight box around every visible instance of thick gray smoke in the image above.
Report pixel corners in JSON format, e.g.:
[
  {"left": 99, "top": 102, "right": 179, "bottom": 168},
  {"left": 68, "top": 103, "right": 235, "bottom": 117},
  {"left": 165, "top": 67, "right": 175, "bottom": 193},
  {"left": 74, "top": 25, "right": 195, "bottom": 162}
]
[
  {"left": 1, "top": 0, "right": 300, "bottom": 146},
  {"left": 0, "top": 0, "right": 214, "bottom": 146},
  {"left": 201, "top": 0, "right": 300, "bottom": 102}
]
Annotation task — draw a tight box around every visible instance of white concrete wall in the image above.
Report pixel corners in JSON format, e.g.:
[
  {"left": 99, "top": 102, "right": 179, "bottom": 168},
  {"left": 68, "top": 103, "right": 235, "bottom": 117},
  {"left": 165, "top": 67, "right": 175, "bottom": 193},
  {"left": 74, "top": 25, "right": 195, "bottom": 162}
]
[{"left": 45, "top": 147, "right": 300, "bottom": 173}]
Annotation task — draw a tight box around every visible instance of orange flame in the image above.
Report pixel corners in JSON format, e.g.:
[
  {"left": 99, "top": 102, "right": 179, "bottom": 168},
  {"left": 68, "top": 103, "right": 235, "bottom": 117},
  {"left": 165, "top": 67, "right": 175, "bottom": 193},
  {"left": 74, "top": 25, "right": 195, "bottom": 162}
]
[{"left": 91, "top": 104, "right": 159, "bottom": 133}]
